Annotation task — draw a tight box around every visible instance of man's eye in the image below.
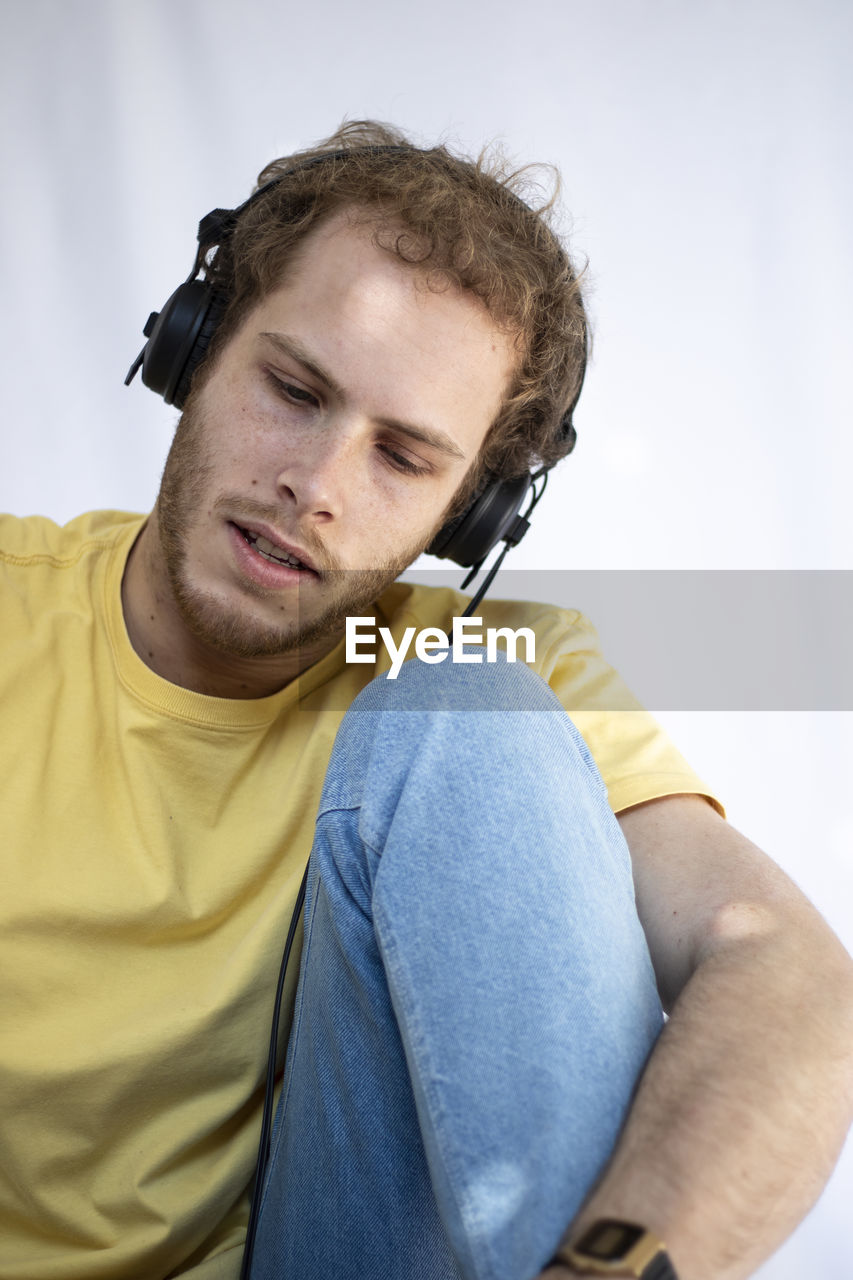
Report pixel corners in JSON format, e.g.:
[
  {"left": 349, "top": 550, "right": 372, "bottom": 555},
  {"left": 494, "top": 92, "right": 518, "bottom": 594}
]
[
  {"left": 265, "top": 371, "right": 319, "bottom": 408},
  {"left": 379, "top": 445, "right": 431, "bottom": 478}
]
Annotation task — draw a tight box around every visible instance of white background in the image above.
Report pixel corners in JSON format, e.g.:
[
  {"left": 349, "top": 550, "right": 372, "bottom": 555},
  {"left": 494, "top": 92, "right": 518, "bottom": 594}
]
[{"left": 1, "top": 1, "right": 850, "bottom": 1275}]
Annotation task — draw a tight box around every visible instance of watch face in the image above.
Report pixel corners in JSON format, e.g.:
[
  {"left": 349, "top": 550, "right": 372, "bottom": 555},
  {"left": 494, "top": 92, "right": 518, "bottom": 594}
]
[{"left": 575, "top": 1220, "right": 646, "bottom": 1260}]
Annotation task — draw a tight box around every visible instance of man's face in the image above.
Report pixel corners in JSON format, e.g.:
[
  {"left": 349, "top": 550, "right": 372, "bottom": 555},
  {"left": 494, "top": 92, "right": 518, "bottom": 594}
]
[{"left": 154, "top": 211, "right": 516, "bottom": 665}]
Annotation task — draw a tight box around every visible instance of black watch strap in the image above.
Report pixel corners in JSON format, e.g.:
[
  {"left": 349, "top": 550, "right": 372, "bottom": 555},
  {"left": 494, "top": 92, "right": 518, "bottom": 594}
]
[
  {"left": 556, "top": 1250, "right": 678, "bottom": 1279},
  {"left": 644, "top": 1253, "right": 678, "bottom": 1280},
  {"left": 556, "top": 1218, "right": 679, "bottom": 1279}
]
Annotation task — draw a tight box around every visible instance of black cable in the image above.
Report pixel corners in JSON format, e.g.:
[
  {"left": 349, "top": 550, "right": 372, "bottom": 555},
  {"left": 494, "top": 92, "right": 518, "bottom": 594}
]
[
  {"left": 240, "top": 860, "right": 310, "bottom": 1280},
  {"left": 461, "top": 541, "right": 514, "bottom": 617}
]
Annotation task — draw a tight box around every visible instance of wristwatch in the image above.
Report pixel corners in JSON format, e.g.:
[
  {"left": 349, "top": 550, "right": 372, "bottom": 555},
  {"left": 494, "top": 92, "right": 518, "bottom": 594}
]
[{"left": 552, "top": 1219, "right": 678, "bottom": 1278}]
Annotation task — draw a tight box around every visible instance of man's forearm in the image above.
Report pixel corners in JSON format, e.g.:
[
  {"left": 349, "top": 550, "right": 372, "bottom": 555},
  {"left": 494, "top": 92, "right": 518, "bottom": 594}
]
[{"left": 545, "top": 909, "right": 853, "bottom": 1280}]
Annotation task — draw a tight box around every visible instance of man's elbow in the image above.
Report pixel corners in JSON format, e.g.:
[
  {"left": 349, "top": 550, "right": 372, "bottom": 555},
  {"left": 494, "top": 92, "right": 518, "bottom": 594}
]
[{"left": 698, "top": 889, "right": 853, "bottom": 1068}]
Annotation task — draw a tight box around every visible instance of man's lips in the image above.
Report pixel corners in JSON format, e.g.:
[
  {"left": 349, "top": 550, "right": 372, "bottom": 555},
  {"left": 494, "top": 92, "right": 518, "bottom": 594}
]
[{"left": 228, "top": 521, "right": 321, "bottom": 576}]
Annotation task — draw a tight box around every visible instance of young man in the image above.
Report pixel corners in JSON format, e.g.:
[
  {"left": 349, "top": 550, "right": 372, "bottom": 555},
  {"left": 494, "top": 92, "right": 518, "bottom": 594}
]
[{"left": 2, "top": 122, "right": 851, "bottom": 1280}]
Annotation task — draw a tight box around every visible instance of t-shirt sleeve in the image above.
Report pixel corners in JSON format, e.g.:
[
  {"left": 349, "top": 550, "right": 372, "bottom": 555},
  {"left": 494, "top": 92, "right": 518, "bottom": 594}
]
[{"left": 530, "top": 607, "right": 725, "bottom": 817}]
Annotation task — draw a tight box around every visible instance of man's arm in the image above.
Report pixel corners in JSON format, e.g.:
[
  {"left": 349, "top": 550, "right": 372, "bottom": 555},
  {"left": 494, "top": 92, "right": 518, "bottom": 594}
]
[{"left": 542, "top": 793, "right": 853, "bottom": 1280}]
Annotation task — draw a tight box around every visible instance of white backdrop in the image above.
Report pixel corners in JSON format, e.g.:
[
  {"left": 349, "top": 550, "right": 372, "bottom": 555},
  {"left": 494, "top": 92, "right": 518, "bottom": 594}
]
[{"left": 1, "top": 1, "right": 850, "bottom": 1275}]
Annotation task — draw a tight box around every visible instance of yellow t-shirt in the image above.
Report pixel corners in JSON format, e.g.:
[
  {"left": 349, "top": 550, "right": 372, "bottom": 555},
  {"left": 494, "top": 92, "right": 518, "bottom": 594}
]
[{"left": 0, "top": 511, "right": 719, "bottom": 1280}]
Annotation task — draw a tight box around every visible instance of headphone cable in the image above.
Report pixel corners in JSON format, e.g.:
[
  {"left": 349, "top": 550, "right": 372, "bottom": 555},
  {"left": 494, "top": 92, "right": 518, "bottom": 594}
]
[{"left": 240, "top": 860, "right": 310, "bottom": 1280}]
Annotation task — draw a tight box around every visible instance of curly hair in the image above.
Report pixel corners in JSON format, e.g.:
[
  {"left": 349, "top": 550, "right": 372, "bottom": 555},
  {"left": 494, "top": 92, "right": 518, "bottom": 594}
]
[{"left": 200, "top": 120, "right": 589, "bottom": 492}]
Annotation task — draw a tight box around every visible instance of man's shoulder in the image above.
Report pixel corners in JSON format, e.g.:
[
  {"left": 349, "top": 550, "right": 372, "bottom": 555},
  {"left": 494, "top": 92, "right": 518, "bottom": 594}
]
[
  {"left": 0, "top": 511, "right": 146, "bottom": 623},
  {"left": 0, "top": 509, "right": 144, "bottom": 567}
]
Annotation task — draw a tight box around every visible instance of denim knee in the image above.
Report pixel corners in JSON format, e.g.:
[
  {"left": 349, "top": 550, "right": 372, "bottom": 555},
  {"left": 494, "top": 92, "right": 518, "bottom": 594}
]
[
  {"left": 344, "top": 646, "right": 565, "bottom": 716},
  {"left": 317, "top": 650, "right": 613, "bottom": 872}
]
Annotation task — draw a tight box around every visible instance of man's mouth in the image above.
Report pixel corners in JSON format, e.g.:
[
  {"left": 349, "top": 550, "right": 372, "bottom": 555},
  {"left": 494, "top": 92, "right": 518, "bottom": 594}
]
[{"left": 234, "top": 525, "right": 315, "bottom": 573}]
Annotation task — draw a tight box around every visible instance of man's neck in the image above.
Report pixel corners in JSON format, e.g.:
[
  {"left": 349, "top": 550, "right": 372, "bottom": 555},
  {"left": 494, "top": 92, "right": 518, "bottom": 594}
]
[{"left": 121, "top": 518, "right": 342, "bottom": 699}]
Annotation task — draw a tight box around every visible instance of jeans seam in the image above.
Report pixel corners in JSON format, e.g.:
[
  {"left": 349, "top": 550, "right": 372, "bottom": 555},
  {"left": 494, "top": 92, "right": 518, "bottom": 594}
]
[
  {"left": 363, "top": 817, "right": 486, "bottom": 1275},
  {"left": 374, "top": 893, "right": 491, "bottom": 1280}
]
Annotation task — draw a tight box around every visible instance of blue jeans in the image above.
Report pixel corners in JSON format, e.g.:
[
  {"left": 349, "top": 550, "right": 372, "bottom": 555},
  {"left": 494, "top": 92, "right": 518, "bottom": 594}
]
[{"left": 252, "top": 656, "right": 663, "bottom": 1280}]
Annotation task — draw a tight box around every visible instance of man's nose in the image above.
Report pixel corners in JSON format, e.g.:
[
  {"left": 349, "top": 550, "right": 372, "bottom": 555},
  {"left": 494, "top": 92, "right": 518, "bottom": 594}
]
[{"left": 274, "top": 421, "right": 355, "bottom": 522}]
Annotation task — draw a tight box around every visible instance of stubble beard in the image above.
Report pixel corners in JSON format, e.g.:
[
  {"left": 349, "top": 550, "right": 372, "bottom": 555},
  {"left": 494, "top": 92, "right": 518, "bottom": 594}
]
[{"left": 155, "top": 395, "right": 432, "bottom": 661}]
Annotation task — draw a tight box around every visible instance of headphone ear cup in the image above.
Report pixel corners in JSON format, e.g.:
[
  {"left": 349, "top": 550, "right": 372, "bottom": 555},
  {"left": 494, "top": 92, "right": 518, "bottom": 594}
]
[
  {"left": 427, "top": 473, "right": 532, "bottom": 567},
  {"left": 170, "top": 289, "right": 228, "bottom": 409},
  {"left": 141, "top": 280, "right": 222, "bottom": 407},
  {"left": 425, "top": 504, "right": 469, "bottom": 560}
]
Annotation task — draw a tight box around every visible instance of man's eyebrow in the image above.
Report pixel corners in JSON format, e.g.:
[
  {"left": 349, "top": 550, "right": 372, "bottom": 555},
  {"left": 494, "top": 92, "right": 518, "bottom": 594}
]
[
  {"left": 258, "top": 330, "right": 467, "bottom": 461},
  {"left": 378, "top": 416, "right": 466, "bottom": 461},
  {"left": 259, "top": 331, "right": 346, "bottom": 399}
]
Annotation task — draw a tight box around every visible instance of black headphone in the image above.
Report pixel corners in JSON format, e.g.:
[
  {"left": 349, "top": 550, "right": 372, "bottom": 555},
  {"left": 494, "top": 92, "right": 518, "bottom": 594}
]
[{"left": 125, "top": 148, "right": 585, "bottom": 589}]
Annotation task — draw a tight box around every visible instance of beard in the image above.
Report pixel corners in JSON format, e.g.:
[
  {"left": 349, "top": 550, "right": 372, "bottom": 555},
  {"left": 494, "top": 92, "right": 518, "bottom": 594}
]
[{"left": 154, "top": 391, "right": 432, "bottom": 661}]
